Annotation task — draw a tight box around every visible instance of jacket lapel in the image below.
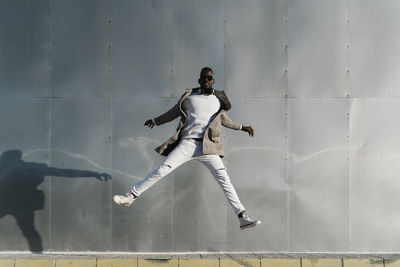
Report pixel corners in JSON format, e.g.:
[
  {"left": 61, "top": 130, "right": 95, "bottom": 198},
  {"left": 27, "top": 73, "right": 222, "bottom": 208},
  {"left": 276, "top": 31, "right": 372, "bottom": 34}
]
[{"left": 214, "top": 90, "right": 231, "bottom": 111}]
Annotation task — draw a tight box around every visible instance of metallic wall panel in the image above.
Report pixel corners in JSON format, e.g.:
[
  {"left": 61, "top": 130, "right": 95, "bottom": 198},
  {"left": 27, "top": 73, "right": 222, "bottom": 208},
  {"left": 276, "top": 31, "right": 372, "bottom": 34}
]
[
  {"left": 350, "top": 99, "right": 400, "bottom": 251},
  {"left": 225, "top": 98, "right": 287, "bottom": 251},
  {"left": 0, "top": 99, "right": 50, "bottom": 252},
  {"left": 112, "top": 0, "right": 173, "bottom": 97},
  {"left": 51, "top": 0, "right": 109, "bottom": 97},
  {"left": 171, "top": 0, "right": 225, "bottom": 97},
  {"left": 111, "top": 98, "right": 175, "bottom": 251},
  {"left": 288, "top": 99, "right": 349, "bottom": 251},
  {"left": 50, "top": 99, "right": 111, "bottom": 251},
  {"left": 0, "top": 0, "right": 48, "bottom": 97},
  {"left": 288, "top": 0, "right": 348, "bottom": 97},
  {"left": 225, "top": 0, "right": 286, "bottom": 97},
  {"left": 3, "top": 0, "right": 400, "bottom": 254},
  {"left": 349, "top": 0, "right": 400, "bottom": 97}
]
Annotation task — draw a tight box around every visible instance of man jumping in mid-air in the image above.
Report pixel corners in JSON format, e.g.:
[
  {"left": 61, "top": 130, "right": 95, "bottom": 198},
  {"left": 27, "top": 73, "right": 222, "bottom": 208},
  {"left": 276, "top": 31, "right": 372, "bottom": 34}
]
[{"left": 114, "top": 67, "right": 261, "bottom": 230}]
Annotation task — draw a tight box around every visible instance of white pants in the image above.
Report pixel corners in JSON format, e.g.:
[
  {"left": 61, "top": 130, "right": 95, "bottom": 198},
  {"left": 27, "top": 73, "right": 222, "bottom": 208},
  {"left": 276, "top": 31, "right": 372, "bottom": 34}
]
[{"left": 131, "top": 139, "right": 245, "bottom": 215}]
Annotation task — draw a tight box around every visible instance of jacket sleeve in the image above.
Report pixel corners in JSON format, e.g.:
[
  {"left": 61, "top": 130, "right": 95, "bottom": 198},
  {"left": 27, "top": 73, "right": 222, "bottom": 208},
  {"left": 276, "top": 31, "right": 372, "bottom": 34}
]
[
  {"left": 220, "top": 111, "right": 242, "bottom": 130},
  {"left": 154, "top": 104, "right": 181, "bottom": 126}
]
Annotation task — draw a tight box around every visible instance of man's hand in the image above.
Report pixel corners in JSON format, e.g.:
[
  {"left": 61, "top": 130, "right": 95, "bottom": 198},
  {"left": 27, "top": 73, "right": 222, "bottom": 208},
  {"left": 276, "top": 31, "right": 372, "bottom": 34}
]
[
  {"left": 241, "top": 126, "right": 255, "bottom": 137},
  {"left": 144, "top": 119, "right": 155, "bottom": 128}
]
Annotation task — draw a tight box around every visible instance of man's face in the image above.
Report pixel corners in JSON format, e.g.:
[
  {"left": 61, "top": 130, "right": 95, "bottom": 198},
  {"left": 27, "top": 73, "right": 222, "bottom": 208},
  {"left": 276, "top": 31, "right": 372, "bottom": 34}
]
[{"left": 199, "top": 70, "right": 215, "bottom": 89}]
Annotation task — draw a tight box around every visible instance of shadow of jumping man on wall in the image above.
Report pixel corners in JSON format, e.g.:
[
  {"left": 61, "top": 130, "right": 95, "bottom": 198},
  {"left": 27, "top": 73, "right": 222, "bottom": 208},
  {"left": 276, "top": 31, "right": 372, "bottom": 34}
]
[{"left": 0, "top": 150, "right": 111, "bottom": 253}]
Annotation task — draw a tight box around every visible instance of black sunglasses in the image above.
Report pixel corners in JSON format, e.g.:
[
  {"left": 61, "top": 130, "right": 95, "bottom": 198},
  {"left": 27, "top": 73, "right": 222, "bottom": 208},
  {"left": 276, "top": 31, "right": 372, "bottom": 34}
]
[{"left": 201, "top": 75, "right": 214, "bottom": 81}]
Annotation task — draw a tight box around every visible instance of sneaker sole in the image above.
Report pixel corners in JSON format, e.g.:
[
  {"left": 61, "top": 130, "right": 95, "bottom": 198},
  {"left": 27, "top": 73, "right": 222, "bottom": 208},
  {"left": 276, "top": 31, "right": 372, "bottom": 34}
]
[
  {"left": 113, "top": 201, "right": 133, "bottom": 207},
  {"left": 240, "top": 221, "right": 261, "bottom": 230}
]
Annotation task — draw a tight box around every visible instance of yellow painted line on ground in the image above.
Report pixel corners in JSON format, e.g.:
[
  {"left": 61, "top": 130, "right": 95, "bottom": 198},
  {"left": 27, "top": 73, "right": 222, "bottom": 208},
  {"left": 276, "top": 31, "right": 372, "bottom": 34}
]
[
  {"left": 262, "top": 258, "right": 300, "bottom": 267},
  {"left": 15, "top": 258, "right": 55, "bottom": 267},
  {"left": 179, "top": 258, "right": 219, "bottom": 267},
  {"left": 220, "top": 258, "right": 260, "bottom": 267},
  {"left": 302, "top": 258, "right": 342, "bottom": 267},
  {"left": 0, "top": 259, "right": 14, "bottom": 267},
  {"left": 137, "top": 259, "right": 178, "bottom": 267},
  {"left": 343, "top": 259, "right": 384, "bottom": 267},
  {"left": 55, "top": 258, "right": 96, "bottom": 267},
  {"left": 97, "top": 258, "right": 137, "bottom": 267}
]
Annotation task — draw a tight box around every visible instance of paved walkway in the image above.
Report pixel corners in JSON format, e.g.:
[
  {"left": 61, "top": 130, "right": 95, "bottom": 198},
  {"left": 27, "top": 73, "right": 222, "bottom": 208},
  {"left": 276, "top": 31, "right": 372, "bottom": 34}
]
[{"left": 1, "top": 253, "right": 400, "bottom": 266}]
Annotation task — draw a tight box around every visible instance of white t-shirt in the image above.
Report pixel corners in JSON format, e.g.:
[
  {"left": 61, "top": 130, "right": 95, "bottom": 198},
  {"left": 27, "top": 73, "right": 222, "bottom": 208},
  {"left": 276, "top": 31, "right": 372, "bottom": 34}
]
[{"left": 180, "top": 92, "right": 221, "bottom": 139}]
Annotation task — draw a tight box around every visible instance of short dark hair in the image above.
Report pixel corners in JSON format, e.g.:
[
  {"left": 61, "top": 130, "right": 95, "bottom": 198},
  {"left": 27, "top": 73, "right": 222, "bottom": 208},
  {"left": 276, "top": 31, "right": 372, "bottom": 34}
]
[{"left": 200, "top": 67, "right": 213, "bottom": 77}]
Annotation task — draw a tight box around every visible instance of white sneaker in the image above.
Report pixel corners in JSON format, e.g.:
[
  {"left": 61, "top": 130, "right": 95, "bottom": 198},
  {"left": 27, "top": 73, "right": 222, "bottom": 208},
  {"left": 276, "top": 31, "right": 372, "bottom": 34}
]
[
  {"left": 239, "top": 213, "right": 261, "bottom": 230},
  {"left": 113, "top": 193, "right": 135, "bottom": 206}
]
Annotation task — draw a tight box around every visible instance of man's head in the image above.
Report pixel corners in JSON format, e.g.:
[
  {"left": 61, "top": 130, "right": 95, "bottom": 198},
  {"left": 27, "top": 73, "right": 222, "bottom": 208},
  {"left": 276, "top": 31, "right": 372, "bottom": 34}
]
[{"left": 198, "top": 67, "right": 215, "bottom": 89}]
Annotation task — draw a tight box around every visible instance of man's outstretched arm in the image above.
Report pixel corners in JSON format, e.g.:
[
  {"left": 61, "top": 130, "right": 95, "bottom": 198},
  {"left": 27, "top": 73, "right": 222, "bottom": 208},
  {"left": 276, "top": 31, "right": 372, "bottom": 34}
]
[
  {"left": 221, "top": 112, "right": 254, "bottom": 137},
  {"left": 144, "top": 104, "right": 180, "bottom": 128}
]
